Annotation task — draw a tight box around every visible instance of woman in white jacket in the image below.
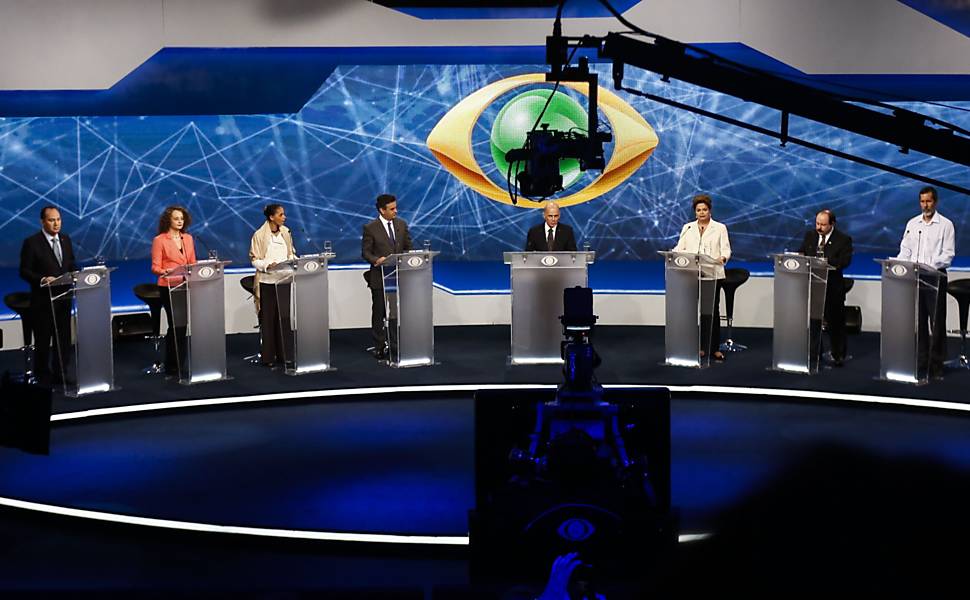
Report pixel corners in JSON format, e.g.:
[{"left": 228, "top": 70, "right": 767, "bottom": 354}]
[
  {"left": 250, "top": 203, "right": 298, "bottom": 368},
  {"left": 673, "top": 194, "right": 732, "bottom": 362}
]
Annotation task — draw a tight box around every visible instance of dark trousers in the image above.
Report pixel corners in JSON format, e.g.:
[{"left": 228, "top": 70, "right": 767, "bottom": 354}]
[
  {"left": 699, "top": 279, "right": 723, "bottom": 357},
  {"left": 370, "top": 284, "right": 400, "bottom": 354},
  {"left": 918, "top": 273, "right": 948, "bottom": 377},
  {"left": 160, "top": 285, "right": 188, "bottom": 376},
  {"left": 259, "top": 282, "right": 293, "bottom": 365},
  {"left": 31, "top": 289, "right": 72, "bottom": 384},
  {"left": 824, "top": 290, "right": 848, "bottom": 361}
]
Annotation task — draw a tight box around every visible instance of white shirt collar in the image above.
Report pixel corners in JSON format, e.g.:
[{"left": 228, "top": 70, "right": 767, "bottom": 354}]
[
  {"left": 380, "top": 215, "right": 393, "bottom": 228},
  {"left": 44, "top": 231, "right": 59, "bottom": 243}
]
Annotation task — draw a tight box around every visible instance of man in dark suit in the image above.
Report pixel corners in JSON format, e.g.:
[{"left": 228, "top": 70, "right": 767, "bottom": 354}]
[
  {"left": 797, "top": 208, "right": 853, "bottom": 366},
  {"left": 362, "top": 194, "right": 412, "bottom": 359},
  {"left": 19, "top": 206, "right": 77, "bottom": 385},
  {"left": 525, "top": 202, "right": 578, "bottom": 252}
]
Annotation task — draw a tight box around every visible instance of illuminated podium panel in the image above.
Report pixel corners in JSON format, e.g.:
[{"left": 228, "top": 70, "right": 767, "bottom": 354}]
[{"left": 504, "top": 251, "right": 595, "bottom": 365}]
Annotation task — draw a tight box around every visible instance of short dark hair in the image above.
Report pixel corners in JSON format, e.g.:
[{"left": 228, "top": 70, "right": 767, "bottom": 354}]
[
  {"left": 376, "top": 194, "right": 397, "bottom": 210},
  {"left": 919, "top": 186, "right": 938, "bottom": 202},
  {"left": 816, "top": 208, "right": 836, "bottom": 225},
  {"left": 158, "top": 205, "right": 192, "bottom": 235},
  {"left": 40, "top": 205, "right": 60, "bottom": 220},
  {"left": 692, "top": 194, "right": 712, "bottom": 210},
  {"left": 263, "top": 203, "right": 284, "bottom": 220}
]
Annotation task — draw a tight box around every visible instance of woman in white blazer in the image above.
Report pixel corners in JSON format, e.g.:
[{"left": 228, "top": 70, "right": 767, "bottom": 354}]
[{"left": 673, "top": 194, "right": 732, "bottom": 362}]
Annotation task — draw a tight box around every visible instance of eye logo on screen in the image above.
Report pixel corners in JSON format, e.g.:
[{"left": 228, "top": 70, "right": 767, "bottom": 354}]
[{"left": 427, "top": 73, "right": 659, "bottom": 208}]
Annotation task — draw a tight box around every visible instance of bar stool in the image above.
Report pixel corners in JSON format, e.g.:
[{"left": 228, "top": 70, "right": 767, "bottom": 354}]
[
  {"left": 132, "top": 283, "right": 164, "bottom": 374},
  {"left": 719, "top": 268, "right": 750, "bottom": 352},
  {"left": 3, "top": 292, "right": 34, "bottom": 379},
  {"left": 843, "top": 279, "right": 862, "bottom": 335},
  {"left": 240, "top": 275, "right": 261, "bottom": 364},
  {"left": 945, "top": 279, "right": 970, "bottom": 370}
]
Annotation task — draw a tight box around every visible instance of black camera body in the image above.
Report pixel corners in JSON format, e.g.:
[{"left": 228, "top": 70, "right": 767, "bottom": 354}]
[
  {"left": 470, "top": 288, "right": 677, "bottom": 585},
  {"left": 506, "top": 126, "right": 612, "bottom": 199}
]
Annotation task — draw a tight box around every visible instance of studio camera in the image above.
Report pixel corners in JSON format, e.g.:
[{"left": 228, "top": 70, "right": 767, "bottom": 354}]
[
  {"left": 505, "top": 125, "right": 611, "bottom": 199},
  {"left": 470, "top": 287, "right": 677, "bottom": 587}
]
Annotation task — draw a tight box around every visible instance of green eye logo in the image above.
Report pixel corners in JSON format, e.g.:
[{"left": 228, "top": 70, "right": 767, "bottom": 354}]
[{"left": 427, "top": 73, "right": 659, "bottom": 209}]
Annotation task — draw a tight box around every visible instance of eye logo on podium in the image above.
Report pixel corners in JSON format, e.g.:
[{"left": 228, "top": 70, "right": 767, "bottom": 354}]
[
  {"left": 427, "top": 73, "right": 659, "bottom": 208},
  {"left": 198, "top": 266, "right": 215, "bottom": 279},
  {"left": 540, "top": 255, "right": 560, "bottom": 267},
  {"left": 407, "top": 256, "right": 425, "bottom": 268},
  {"left": 304, "top": 261, "right": 320, "bottom": 273},
  {"left": 673, "top": 256, "right": 691, "bottom": 268},
  {"left": 557, "top": 517, "right": 595, "bottom": 542},
  {"left": 83, "top": 273, "right": 101, "bottom": 286},
  {"left": 783, "top": 258, "right": 801, "bottom": 271},
  {"left": 890, "top": 264, "right": 908, "bottom": 277}
]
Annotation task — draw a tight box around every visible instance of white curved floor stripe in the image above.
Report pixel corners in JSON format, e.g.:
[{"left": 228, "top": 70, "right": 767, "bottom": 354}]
[
  {"left": 50, "top": 383, "right": 970, "bottom": 422},
  {"left": 20, "top": 382, "right": 965, "bottom": 546},
  {"left": 0, "top": 497, "right": 467, "bottom": 545},
  {"left": 0, "top": 496, "right": 709, "bottom": 546}
]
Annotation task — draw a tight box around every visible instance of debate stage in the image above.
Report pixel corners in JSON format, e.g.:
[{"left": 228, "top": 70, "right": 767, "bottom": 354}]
[{"left": 1, "top": 324, "right": 969, "bottom": 595}]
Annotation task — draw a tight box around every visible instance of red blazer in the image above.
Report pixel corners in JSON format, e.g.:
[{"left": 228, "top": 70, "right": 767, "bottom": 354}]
[{"left": 151, "top": 232, "right": 197, "bottom": 286}]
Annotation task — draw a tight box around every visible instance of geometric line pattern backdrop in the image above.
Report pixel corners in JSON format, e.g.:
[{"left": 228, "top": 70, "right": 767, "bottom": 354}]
[{"left": 1, "top": 64, "right": 968, "bottom": 268}]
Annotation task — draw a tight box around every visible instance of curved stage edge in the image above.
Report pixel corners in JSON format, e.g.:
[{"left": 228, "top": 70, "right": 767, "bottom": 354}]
[{"left": 2, "top": 382, "right": 969, "bottom": 548}]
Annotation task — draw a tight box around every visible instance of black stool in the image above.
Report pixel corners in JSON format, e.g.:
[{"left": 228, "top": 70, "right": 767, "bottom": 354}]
[
  {"left": 4, "top": 292, "right": 34, "bottom": 379},
  {"left": 240, "top": 275, "right": 261, "bottom": 364},
  {"left": 133, "top": 283, "right": 164, "bottom": 374},
  {"left": 945, "top": 279, "right": 970, "bottom": 370},
  {"left": 719, "top": 268, "right": 750, "bottom": 353},
  {"left": 843, "top": 279, "right": 862, "bottom": 335}
]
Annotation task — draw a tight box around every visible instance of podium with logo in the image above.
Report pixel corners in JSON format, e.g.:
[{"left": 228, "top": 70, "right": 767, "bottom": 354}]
[
  {"left": 165, "top": 259, "right": 231, "bottom": 384},
  {"left": 42, "top": 265, "right": 117, "bottom": 396},
  {"left": 267, "top": 252, "right": 336, "bottom": 375},
  {"left": 876, "top": 258, "right": 944, "bottom": 384},
  {"left": 770, "top": 253, "right": 833, "bottom": 374},
  {"left": 380, "top": 251, "right": 439, "bottom": 368},
  {"left": 503, "top": 251, "right": 595, "bottom": 365},
  {"left": 658, "top": 251, "right": 720, "bottom": 368}
]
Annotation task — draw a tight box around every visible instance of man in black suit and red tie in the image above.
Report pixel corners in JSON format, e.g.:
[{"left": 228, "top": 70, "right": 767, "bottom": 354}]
[
  {"left": 797, "top": 208, "right": 853, "bottom": 366},
  {"left": 19, "top": 206, "right": 77, "bottom": 386},
  {"left": 525, "top": 202, "right": 578, "bottom": 252},
  {"left": 362, "top": 194, "right": 413, "bottom": 359}
]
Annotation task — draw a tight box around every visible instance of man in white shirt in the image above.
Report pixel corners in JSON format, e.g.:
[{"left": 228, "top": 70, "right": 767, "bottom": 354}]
[{"left": 897, "top": 186, "right": 956, "bottom": 378}]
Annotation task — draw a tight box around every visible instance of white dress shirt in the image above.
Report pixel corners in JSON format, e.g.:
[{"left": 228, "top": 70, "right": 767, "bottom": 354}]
[
  {"left": 673, "top": 219, "right": 732, "bottom": 279},
  {"left": 897, "top": 211, "right": 955, "bottom": 271}
]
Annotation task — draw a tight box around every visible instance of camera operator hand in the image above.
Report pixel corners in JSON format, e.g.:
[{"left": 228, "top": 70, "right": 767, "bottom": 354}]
[{"left": 537, "top": 552, "right": 582, "bottom": 600}]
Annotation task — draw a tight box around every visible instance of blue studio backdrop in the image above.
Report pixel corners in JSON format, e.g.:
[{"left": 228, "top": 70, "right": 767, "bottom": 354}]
[{"left": 1, "top": 63, "right": 968, "bottom": 268}]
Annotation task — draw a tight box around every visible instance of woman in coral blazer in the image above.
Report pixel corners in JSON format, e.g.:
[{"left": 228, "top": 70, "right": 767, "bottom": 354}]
[{"left": 151, "top": 205, "right": 197, "bottom": 378}]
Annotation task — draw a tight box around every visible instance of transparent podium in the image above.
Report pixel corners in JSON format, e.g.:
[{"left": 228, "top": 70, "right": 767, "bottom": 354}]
[
  {"left": 503, "top": 251, "right": 595, "bottom": 365},
  {"left": 770, "top": 253, "right": 833, "bottom": 374},
  {"left": 165, "top": 259, "right": 231, "bottom": 384},
  {"left": 381, "top": 251, "right": 439, "bottom": 368},
  {"left": 876, "top": 258, "right": 944, "bottom": 384},
  {"left": 267, "top": 252, "right": 336, "bottom": 375},
  {"left": 659, "top": 251, "right": 720, "bottom": 368},
  {"left": 42, "top": 265, "right": 117, "bottom": 396}
]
